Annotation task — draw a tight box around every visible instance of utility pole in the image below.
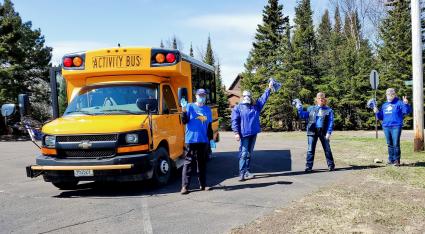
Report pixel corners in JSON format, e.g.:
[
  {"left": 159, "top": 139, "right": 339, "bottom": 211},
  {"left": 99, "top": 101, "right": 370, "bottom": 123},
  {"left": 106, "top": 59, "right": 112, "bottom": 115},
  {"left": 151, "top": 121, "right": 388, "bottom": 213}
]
[{"left": 411, "top": 0, "right": 424, "bottom": 151}]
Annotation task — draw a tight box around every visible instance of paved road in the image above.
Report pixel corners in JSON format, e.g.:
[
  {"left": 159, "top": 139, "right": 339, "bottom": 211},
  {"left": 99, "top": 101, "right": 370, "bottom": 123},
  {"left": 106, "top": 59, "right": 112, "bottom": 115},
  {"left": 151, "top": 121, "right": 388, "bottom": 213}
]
[{"left": 0, "top": 132, "right": 359, "bottom": 234}]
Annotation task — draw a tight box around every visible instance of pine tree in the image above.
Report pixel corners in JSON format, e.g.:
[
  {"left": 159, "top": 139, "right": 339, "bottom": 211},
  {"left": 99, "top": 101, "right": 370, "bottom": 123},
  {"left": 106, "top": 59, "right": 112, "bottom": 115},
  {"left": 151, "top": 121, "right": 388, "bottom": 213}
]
[
  {"left": 242, "top": 0, "right": 290, "bottom": 130},
  {"left": 203, "top": 35, "right": 215, "bottom": 66},
  {"left": 160, "top": 40, "right": 164, "bottom": 48},
  {"left": 291, "top": 0, "right": 318, "bottom": 104},
  {"left": 245, "top": 0, "right": 288, "bottom": 73},
  {"left": 215, "top": 61, "right": 228, "bottom": 120},
  {"left": 172, "top": 36, "right": 177, "bottom": 49},
  {"left": 0, "top": 0, "right": 52, "bottom": 122},
  {"left": 316, "top": 9, "right": 332, "bottom": 77},
  {"left": 378, "top": 0, "right": 412, "bottom": 127},
  {"left": 189, "top": 43, "right": 194, "bottom": 57}
]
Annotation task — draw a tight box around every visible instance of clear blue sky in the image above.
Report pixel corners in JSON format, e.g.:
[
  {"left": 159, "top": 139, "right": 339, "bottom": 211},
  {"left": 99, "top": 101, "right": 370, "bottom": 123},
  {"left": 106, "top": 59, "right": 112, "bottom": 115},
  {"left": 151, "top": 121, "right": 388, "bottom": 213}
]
[{"left": 10, "top": 0, "right": 329, "bottom": 87}]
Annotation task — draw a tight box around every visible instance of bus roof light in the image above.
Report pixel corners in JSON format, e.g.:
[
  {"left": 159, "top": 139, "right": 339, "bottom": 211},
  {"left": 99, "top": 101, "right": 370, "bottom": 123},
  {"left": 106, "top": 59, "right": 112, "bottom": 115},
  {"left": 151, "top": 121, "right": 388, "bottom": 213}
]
[
  {"left": 155, "top": 53, "right": 165, "bottom": 63},
  {"left": 73, "top": 56, "right": 83, "bottom": 67},
  {"left": 63, "top": 57, "right": 73, "bottom": 67},
  {"left": 166, "top": 53, "right": 176, "bottom": 63}
]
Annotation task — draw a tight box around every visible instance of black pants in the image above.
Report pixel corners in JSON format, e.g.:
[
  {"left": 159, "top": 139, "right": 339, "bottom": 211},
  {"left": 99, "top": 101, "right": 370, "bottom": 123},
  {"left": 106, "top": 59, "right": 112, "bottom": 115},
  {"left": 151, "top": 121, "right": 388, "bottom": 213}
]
[{"left": 182, "top": 143, "right": 208, "bottom": 188}]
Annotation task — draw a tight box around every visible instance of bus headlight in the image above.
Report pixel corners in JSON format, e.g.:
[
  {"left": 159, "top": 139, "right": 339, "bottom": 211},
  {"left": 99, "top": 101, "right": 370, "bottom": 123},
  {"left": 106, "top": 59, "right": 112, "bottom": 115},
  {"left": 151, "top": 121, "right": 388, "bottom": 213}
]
[
  {"left": 44, "top": 135, "right": 56, "bottom": 148},
  {"left": 125, "top": 134, "right": 138, "bottom": 144}
]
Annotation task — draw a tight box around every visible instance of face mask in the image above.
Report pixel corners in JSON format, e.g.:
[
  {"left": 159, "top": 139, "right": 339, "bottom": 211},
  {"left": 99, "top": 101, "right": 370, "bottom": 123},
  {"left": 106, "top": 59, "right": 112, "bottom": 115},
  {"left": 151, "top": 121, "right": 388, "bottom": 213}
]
[
  {"left": 196, "top": 96, "right": 206, "bottom": 104},
  {"left": 242, "top": 96, "right": 251, "bottom": 104}
]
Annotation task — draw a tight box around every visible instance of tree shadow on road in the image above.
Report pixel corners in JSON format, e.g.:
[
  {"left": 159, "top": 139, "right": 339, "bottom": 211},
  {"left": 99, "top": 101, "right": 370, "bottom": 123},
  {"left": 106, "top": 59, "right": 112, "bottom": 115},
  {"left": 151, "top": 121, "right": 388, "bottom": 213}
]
[{"left": 54, "top": 150, "right": 293, "bottom": 198}]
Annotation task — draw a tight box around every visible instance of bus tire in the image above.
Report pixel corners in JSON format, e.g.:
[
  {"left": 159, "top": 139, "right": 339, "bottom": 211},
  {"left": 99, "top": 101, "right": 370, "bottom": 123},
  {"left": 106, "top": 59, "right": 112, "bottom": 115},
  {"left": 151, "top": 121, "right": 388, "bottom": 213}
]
[
  {"left": 152, "top": 147, "right": 172, "bottom": 186},
  {"left": 51, "top": 181, "right": 79, "bottom": 190}
]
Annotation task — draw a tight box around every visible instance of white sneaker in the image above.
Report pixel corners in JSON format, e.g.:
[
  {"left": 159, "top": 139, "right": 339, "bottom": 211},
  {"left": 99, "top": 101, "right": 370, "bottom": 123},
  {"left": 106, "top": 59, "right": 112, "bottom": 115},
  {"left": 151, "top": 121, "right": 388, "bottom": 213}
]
[{"left": 244, "top": 172, "right": 255, "bottom": 180}]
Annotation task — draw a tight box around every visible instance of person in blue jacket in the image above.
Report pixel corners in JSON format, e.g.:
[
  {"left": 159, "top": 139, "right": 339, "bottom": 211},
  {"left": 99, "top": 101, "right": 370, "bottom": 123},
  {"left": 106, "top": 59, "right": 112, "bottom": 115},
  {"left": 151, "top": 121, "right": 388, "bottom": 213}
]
[
  {"left": 373, "top": 88, "right": 411, "bottom": 166},
  {"left": 231, "top": 81, "right": 273, "bottom": 181},
  {"left": 295, "top": 92, "right": 335, "bottom": 172}
]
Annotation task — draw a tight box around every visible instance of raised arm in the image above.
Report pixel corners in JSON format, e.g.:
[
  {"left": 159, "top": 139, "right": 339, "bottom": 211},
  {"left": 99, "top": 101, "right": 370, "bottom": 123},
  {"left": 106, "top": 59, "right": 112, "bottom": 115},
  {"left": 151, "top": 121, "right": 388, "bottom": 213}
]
[
  {"left": 255, "top": 88, "right": 271, "bottom": 111},
  {"left": 181, "top": 104, "right": 191, "bottom": 124},
  {"left": 298, "top": 107, "right": 310, "bottom": 120}
]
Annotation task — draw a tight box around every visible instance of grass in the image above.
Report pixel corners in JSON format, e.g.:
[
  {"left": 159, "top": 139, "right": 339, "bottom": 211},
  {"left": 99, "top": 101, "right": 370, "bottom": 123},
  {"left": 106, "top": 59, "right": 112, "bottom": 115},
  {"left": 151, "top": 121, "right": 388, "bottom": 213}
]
[
  {"left": 232, "top": 131, "right": 425, "bottom": 233},
  {"left": 330, "top": 132, "right": 425, "bottom": 189}
]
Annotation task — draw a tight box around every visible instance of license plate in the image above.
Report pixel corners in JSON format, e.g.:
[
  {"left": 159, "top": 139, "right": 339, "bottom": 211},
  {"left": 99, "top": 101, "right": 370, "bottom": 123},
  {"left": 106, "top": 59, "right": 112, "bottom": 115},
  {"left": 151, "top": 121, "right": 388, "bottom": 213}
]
[{"left": 74, "top": 169, "right": 94, "bottom": 177}]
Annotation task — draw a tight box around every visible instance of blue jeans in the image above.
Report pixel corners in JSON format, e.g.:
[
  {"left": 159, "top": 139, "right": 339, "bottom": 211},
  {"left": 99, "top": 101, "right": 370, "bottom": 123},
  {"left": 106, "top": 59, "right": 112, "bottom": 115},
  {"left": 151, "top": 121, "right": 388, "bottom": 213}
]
[
  {"left": 239, "top": 134, "right": 257, "bottom": 176},
  {"left": 383, "top": 126, "right": 402, "bottom": 163},
  {"left": 306, "top": 134, "right": 335, "bottom": 169}
]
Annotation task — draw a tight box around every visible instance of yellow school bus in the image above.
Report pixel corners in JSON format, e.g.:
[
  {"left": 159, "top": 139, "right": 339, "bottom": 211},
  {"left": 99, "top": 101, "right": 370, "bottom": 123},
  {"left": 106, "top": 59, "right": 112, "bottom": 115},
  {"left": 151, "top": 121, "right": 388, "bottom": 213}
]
[{"left": 26, "top": 47, "right": 219, "bottom": 190}]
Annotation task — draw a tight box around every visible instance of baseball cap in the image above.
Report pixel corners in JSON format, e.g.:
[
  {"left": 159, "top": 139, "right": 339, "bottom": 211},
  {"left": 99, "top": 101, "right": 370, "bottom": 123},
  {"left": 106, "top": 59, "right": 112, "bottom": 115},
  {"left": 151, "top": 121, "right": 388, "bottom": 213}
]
[{"left": 196, "top": 89, "right": 207, "bottom": 95}]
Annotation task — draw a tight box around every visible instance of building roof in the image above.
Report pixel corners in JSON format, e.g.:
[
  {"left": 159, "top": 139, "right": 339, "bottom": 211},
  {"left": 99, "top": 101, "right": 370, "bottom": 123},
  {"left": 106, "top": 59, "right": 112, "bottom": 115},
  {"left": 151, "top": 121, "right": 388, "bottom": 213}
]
[{"left": 228, "top": 74, "right": 242, "bottom": 91}]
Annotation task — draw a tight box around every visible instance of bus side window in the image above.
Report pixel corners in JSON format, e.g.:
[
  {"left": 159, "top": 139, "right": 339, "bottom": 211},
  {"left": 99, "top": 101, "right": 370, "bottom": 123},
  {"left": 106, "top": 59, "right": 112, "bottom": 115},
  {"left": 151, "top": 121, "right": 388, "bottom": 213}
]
[
  {"left": 191, "top": 67, "right": 199, "bottom": 101},
  {"left": 162, "top": 85, "right": 177, "bottom": 114}
]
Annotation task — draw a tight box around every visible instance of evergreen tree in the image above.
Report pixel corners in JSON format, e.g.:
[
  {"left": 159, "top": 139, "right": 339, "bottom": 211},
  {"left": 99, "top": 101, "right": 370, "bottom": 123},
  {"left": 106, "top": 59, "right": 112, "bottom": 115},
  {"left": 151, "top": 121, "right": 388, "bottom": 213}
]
[
  {"left": 172, "top": 36, "right": 177, "bottom": 49},
  {"left": 316, "top": 9, "right": 332, "bottom": 77},
  {"left": 189, "top": 43, "right": 194, "bottom": 57},
  {"left": 0, "top": 0, "right": 52, "bottom": 122},
  {"left": 334, "top": 5, "right": 342, "bottom": 34},
  {"left": 378, "top": 0, "right": 412, "bottom": 127},
  {"left": 291, "top": 0, "right": 318, "bottom": 103},
  {"left": 242, "top": 0, "right": 290, "bottom": 130},
  {"left": 215, "top": 61, "right": 228, "bottom": 120},
  {"left": 203, "top": 35, "right": 215, "bottom": 66},
  {"left": 245, "top": 0, "right": 289, "bottom": 73},
  {"left": 160, "top": 40, "right": 164, "bottom": 48}
]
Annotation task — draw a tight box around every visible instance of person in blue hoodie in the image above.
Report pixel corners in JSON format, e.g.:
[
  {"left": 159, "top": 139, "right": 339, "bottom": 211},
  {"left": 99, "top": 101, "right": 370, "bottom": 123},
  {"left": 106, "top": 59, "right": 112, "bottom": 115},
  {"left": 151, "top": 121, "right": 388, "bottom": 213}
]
[
  {"left": 373, "top": 88, "right": 411, "bottom": 166},
  {"left": 295, "top": 92, "right": 335, "bottom": 172},
  {"left": 231, "top": 81, "right": 273, "bottom": 181}
]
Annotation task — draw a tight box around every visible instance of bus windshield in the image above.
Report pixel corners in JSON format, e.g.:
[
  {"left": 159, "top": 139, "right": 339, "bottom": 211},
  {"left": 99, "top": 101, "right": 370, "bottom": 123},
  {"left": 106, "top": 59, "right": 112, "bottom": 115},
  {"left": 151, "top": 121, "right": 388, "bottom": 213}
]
[{"left": 64, "top": 84, "right": 159, "bottom": 116}]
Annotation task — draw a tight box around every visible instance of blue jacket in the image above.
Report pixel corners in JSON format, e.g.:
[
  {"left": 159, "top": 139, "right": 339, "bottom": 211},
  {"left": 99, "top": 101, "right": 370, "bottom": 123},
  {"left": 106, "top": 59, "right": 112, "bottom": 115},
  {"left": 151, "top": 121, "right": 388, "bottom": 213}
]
[
  {"left": 231, "top": 88, "right": 271, "bottom": 137},
  {"left": 376, "top": 97, "right": 411, "bottom": 127},
  {"left": 298, "top": 105, "right": 334, "bottom": 136}
]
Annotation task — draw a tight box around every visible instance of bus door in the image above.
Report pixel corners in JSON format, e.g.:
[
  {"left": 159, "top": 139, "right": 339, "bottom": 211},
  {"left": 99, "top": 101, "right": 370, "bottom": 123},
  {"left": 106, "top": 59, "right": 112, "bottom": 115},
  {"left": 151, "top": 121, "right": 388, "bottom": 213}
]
[{"left": 158, "top": 84, "right": 184, "bottom": 159}]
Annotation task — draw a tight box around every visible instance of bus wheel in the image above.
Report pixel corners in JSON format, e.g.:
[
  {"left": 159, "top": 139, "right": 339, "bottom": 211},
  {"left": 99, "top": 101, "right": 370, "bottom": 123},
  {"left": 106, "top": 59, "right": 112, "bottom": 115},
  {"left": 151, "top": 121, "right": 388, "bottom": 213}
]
[
  {"left": 152, "top": 147, "right": 172, "bottom": 185},
  {"left": 51, "top": 181, "right": 79, "bottom": 190}
]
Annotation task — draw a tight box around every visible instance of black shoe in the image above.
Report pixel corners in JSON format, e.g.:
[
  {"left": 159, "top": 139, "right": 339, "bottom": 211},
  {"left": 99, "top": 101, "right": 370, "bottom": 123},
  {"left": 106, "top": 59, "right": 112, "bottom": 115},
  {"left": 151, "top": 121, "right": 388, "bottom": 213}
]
[
  {"left": 394, "top": 160, "right": 401, "bottom": 167},
  {"left": 328, "top": 166, "right": 335, "bottom": 171},
  {"left": 180, "top": 186, "right": 189, "bottom": 195},
  {"left": 200, "top": 186, "right": 211, "bottom": 191},
  {"left": 304, "top": 168, "right": 312, "bottom": 173}
]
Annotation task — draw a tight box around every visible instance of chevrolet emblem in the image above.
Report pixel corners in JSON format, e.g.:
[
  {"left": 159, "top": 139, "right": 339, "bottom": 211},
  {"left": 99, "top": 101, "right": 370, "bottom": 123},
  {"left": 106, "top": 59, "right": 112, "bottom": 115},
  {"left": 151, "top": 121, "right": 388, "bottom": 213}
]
[{"left": 78, "top": 140, "right": 92, "bottom": 149}]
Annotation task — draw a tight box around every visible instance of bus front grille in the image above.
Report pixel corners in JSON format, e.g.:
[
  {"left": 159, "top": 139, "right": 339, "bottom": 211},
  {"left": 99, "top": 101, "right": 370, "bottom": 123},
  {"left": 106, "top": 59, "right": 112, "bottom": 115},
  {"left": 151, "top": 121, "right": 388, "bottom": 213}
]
[
  {"left": 58, "top": 149, "right": 116, "bottom": 159},
  {"left": 56, "top": 134, "right": 118, "bottom": 142}
]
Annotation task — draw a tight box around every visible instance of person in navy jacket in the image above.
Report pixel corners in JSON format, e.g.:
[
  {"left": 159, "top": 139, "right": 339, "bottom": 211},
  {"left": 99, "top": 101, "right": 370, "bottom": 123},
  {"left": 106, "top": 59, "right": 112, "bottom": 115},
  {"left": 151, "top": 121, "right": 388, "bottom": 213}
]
[
  {"left": 373, "top": 88, "right": 411, "bottom": 166},
  {"left": 231, "top": 81, "right": 273, "bottom": 181},
  {"left": 295, "top": 92, "right": 335, "bottom": 172}
]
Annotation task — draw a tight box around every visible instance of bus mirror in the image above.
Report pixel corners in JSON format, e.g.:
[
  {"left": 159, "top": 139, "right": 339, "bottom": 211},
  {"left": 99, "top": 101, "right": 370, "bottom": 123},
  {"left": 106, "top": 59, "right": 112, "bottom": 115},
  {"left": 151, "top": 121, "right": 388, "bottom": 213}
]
[
  {"left": 18, "top": 94, "right": 30, "bottom": 117},
  {"left": 178, "top": 88, "right": 188, "bottom": 106},
  {"left": 136, "top": 98, "right": 157, "bottom": 113},
  {"left": 1, "top": 104, "right": 15, "bottom": 117}
]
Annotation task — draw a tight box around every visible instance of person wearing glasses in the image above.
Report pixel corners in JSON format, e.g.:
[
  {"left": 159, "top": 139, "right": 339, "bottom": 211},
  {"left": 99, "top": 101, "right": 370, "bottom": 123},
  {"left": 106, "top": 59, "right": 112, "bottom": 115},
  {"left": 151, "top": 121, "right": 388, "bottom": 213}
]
[
  {"left": 373, "top": 88, "right": 411, "bottom": 166},
  {"left": 294, "top": 92, "right": 335, "bottom": 172},
  {"left": 231, "top": 81, "right": 273, "bottom": 181}
]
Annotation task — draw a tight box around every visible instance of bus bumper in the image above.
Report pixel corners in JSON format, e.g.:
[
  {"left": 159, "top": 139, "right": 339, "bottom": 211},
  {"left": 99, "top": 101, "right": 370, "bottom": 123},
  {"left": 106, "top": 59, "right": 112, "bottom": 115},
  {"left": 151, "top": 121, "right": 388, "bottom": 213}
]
[{"left": 26, "top": 153, "right": 154, "bottom": 182}]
